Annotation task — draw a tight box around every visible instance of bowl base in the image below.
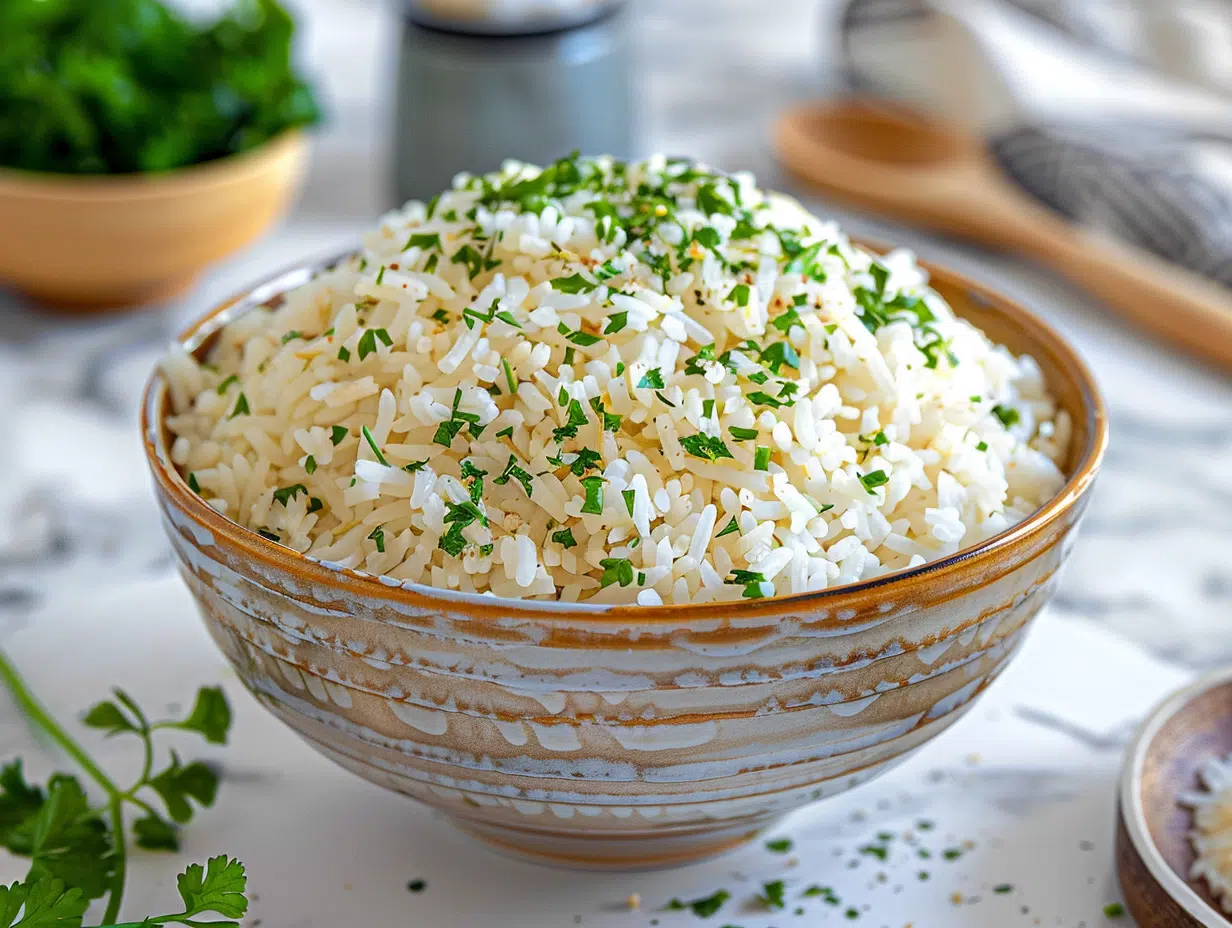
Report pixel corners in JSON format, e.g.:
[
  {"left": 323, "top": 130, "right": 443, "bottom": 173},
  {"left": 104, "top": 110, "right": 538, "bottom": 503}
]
[
  {"left": 18, "top": 273, "right": 198, "bottom": 312},
  {"left": 451, "top": 815, "right": 773, "bottom": 871}
]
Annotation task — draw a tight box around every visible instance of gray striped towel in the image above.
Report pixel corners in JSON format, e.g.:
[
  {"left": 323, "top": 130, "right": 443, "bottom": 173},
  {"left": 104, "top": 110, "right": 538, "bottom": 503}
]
[{"left": 839, "top": 0, "right": 1232, "bottom": 288}]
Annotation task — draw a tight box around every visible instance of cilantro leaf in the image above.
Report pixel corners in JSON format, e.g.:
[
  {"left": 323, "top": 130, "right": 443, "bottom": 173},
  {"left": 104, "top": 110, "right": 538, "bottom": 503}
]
[
  {"left": 148, "top": 754, "right": 218, "bottom": 825},
  {"left": 0, "top": 876, "right": 88, "bottom": 928},
  {"left": 132, "top": 814, "right": 180, "bottom": 852},
  {"left": 550, "top": 273, "right": 597, "bottom": 294},
  {"left": 173, "top": 855, "right": 249, "bottom": 922},
  {"left": 678, "top": 434, "right": 734, "bottom": 462},
  {"left": 169, "top": 687, "right": 231, "bottom": 745},
  {"left": 9, "top": 777, "right": 114, "bottom": 902}
]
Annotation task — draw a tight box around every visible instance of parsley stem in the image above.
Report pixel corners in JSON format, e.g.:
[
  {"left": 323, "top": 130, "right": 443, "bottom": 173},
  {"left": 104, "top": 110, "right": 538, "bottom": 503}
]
[
  {"left": 0, "top": 648, "right": 121, "bottom": 795},
  {"left": 103, "top": 797, "right": 127, "bottom": 924},
  {"left": 0, "top": 647, "right": 130, "bottom": 924}
]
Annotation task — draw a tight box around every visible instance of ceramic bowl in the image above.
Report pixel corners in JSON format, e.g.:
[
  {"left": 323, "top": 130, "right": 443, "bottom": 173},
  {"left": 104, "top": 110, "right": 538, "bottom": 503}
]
[
  {"left": 1117, "top": 668, "right": 1232, "bottom": 926},
  {"left": 142, "top": 248, "right": 1107, "bottom": 870},
  {"left": 0, "top": 132, "right": 306, "bottom": 310}
]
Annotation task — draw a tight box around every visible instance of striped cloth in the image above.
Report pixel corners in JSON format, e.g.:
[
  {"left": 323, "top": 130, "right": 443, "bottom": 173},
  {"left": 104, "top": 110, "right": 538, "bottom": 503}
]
[{"left": 839, "top": 0, "right": 1232, "bottom": 288}]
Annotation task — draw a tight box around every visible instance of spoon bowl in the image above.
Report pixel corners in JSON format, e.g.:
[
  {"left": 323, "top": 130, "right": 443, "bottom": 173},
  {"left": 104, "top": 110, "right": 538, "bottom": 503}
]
[{"left": 774, "top": 99, "right": 1232, "bottom": 370}]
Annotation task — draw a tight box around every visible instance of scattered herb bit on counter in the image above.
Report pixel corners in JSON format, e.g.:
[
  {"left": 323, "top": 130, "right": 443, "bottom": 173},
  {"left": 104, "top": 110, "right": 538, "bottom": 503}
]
[
  {"left": 764, "top": 837, "right": 794, "bottom": 854},
  {"left": 407, "top": 879, "right": 426, "bottom": 893},
  {"left": 0, "top": 648, "right": 247, "bottom": 926},
  {"left": 942, "top": 847, "right": 964, "bottom": 861},
  {"left": 665, "top": 889, "right": 730, "bottom": 917},
  {"left": 1103, "top": 902, "right": 1126, "bottom": 918},
  {"left": 993, "top": 883, "right": 1014, "bottom": 894},
  {"left": 845, "top": 907, "right": 860, "bottom": 919},
  {"left": 758, "top": 880, "right": 786, "bottom": 910}
]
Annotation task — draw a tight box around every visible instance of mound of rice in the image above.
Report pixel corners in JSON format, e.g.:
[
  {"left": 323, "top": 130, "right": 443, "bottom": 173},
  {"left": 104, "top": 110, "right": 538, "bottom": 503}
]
[
  {"left": 161, "top": 153, "right": 1070, "bottom": 605},
  {"left": 1183, "top": 753, "right": 1232, "bottom": 911}
]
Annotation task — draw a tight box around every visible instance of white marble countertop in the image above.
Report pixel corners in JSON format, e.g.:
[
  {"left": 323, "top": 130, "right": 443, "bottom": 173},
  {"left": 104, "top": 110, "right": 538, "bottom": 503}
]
[{"left": 1, "top": 0, "right": 1230, "bottom": 924}]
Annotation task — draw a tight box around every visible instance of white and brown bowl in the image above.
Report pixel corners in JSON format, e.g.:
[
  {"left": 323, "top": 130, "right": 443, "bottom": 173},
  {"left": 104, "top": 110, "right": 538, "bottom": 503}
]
[{"left": 142, "top": 248, "right": 1107, "bottom": 870}]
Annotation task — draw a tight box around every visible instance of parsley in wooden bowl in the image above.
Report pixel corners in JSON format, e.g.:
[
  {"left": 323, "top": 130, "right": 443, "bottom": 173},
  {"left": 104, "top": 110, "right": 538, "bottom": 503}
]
[{"left": 0, "top": 0, "right": 322, "bottom": 310}]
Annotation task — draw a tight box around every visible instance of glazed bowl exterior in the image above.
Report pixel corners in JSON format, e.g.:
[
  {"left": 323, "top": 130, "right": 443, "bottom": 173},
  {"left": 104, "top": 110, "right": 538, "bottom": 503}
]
[
  {"left": 142, "top": 248, "right": 1107, "bottom": 869},
  {"left": 0, "top": 132, "right": 306, "bottom": 310}
]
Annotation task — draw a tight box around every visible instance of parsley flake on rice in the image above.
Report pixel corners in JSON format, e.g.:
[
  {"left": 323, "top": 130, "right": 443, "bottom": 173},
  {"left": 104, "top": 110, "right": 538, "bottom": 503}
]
[{"left": 161, "top": 153, "right": 1069, "bottom": 604}]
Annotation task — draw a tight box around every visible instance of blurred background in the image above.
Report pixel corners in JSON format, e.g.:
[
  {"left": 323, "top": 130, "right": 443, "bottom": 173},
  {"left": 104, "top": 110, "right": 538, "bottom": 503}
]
[{"left": 0, "top": 0, "right": 1229, "bottom": 665}]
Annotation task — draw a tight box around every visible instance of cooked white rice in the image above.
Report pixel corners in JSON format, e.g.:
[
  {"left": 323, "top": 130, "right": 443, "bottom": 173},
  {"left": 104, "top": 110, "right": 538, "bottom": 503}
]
[
  {"left": 1183, "top": 753, "right": 1232, "bottom": 911},
  {"left": 161, "top": 153, "right": 1070, "bottom": 605}
]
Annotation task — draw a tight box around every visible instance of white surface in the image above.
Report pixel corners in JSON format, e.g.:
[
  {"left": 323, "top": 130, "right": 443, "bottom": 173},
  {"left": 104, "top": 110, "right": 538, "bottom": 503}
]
[
  {"left": 0, "top": 1, "right": 1230, "bottom": 924},
  {"left": 0, "top": 577, "right": 1191, "bottom": 926}
]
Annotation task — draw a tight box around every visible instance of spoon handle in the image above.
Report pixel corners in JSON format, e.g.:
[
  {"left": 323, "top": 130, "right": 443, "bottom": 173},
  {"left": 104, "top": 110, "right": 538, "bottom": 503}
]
[{"left": 774, "top": 104, "right": 1232, "bottom": 369}]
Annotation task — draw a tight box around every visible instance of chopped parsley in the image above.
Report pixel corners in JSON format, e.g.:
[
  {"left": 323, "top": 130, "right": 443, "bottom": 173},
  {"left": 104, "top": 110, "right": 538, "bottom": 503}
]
[
  {"left": 622, "top": 489, "right": 636, "bottom": 516},
  {"left": 992, "top": 404, "right": 1020, "bottom": 428},
  {"left": 637, "top": 368, "right": 665, "bottom": 390},
  {"left": 304, "top": 455, "right": 317, "bottom": 475},
  {"left": 215, "top": 374, "right": 238, "bottom": 394},
  {"left": 356, "top": 327, "right": 393, "bottom": 360},
  {"left": 451, "top": 244, "right": 497, "bottom": 280},
  {"left": 551, "top": 528, "right": 577, "bottom": 548},
  {"left": 604, "top": 311, "right": 628, "bottom": 334},
  {"left": 729, "top": 426, "right": 758, "bottom": 441},
  {"left": 368, "top": 525, "right": 385, "bottom": 553},
  {"left": 976, "top": 440, "right": 989, "bottom": 452},
  {"left": 727, "top": 283, "right": 750, "bottom": 307},
  {"left": 1103, "top": 902, "right": 1125, "bottom": 918},
  {"left": 550, "top": 273, "right": 597, "bottom": 294},
  {"left": 580, "top": 476, "right": 604, "bottom": 514},
  {"left": 403, "top": 232, "right": 441, "bottom": 251},
  {"left": 754, "top": 445, "right": 771, "bottom": 471},
  {"left": 589, "top": 396, "right": 622, "bottom": 431},
  {"left": 431, "top": 308, "right": 450, "bottom": 324},
  {"left": 665, "top": 890, "right": 730, "bottom": 918},
  {"left": 727, "top": 569, "right": 768, "bottom": 599},
  {"left": 716, "top": 517, "right": 740, "bottom": 538},
  {"left": 556, "top": 321, "right": 602, "bottom": 347},
  {"left": 280, "top": 330, "right": 303, "bottom": 345},
  {"left": 599, "top": 557, "right": 635, "bottom": 588},
  {"left": 764, "top": 838, "right": 793, "bottom": 854},
  {"left": 492, "top": 454, "right": 534, "bottom": 497},
  {"left": 463, "top": 299, "right": 521, "bottom": 331},
  {"left": 361, "top": 426, "right": 390, "bottom": 466},
  {"left": 759, "top": 880, "right": 786, "bottom": 910},
  {"left": 679, "top": 433, "right": 733, "bottom": 462},
  {"left": 502, "top": 358, "right": 518, "bottom": 393},
  {"left": 187, "top": 472, "right": 201, "bottom": 493},
  {"left": 337, "top": 345, "right": 351, "bottom": 362},
  {"left": 228, "top": 392, "right": 250, "bottom": 418},
  {"left": 993, "top": 884, "right": 1014, "bottom": 895},
  {"left": 859, "top": 469, "right": 889, "bottom": 493},
  {"left": 552, "top": 400, "right": 590, "bottom": 443},
  {"left": 375, "top": 265, "right": 386, "bottom": 285},
  {"left": 330, "top": 425, "right": 348, "bottom": 446},
  {"left": 403, "top": 460, "right": 428, "bottom": 473}
]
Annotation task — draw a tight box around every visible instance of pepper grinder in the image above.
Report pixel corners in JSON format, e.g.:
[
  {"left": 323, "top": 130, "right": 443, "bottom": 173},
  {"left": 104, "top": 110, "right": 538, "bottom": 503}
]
[{"left": 392, "top": 0, "right": 635, "bottom": 205}]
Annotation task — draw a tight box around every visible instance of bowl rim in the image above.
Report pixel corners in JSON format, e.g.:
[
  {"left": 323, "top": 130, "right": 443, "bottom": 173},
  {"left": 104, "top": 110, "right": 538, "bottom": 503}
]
[
  {"left": 0, "top": 130, "right": 305, "bottom": 203},
  {"left": 1118, "top": 665, "right": 1232, "bottom": 927},
  {"left": 142, "top": 242, "right": 1108, "bottom": 622}
]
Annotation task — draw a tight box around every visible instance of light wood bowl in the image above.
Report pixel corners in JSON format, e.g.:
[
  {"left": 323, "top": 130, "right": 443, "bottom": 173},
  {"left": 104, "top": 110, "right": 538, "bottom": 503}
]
[
  {"left": 0, "top": 132, "right": 307, "bottom": 311},
  {"left": 1118, "top": 668, "right": 1232, "bottom": 925}
]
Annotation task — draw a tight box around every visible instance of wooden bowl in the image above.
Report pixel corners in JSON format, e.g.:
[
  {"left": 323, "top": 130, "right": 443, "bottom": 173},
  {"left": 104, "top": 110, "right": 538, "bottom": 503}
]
[
  {"left": 0, "top": 132, "right": 307, "bottom": 310},
  {"left": 141, "top": 247, "right": 1107, "bottom": 870},
  {"left": 1118, "top": 669, "right": 1232, "bottom": 925}
]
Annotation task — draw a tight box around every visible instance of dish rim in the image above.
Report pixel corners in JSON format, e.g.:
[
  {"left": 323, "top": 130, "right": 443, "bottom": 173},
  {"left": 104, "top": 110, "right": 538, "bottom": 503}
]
[
  {"left": 0, "top": 130, "right": 304, "bottom": 202},
  {"left": 1119, "top": 665, "right": 1232, "bottom": 927},
  {"left": 141, "top": 242, "right": 1108, "bottom": 621}
]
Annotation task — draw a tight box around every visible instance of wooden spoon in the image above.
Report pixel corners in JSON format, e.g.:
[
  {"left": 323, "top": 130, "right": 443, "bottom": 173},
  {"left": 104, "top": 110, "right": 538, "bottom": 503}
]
[{"left": 774, "top": 100, "right": 1232, "bottom": 369}]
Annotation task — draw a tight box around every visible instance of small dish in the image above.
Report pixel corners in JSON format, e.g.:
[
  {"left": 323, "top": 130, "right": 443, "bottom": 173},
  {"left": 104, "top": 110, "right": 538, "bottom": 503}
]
[
  {"left": 1118, "top": 668, "right": 1232, "bottom": 926},
  {"left": 0, "top": 131, "right": 307, "bottom": 310},
  {"left": 142, "top": 245, "right": 1107, "bottom": 870}
]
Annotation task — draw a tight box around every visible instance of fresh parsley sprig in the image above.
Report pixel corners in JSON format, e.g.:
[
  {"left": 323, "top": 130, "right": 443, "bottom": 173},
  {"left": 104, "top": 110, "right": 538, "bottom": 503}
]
[{"left": 0, "top": 651, "right": 248, "bottom": 927}]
